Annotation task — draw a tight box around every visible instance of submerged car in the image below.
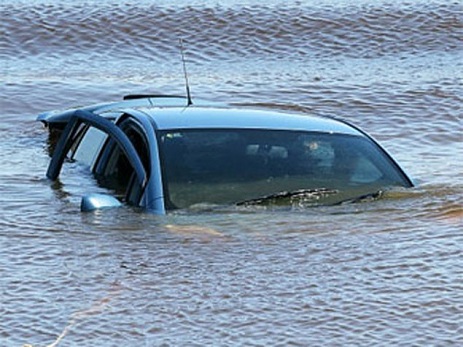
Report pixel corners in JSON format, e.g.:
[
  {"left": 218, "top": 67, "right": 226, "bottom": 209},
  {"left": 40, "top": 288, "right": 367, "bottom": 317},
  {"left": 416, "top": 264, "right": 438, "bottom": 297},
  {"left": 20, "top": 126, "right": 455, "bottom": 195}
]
[{"left": 37, "top": 94, "right": 413, "bottom": 213}]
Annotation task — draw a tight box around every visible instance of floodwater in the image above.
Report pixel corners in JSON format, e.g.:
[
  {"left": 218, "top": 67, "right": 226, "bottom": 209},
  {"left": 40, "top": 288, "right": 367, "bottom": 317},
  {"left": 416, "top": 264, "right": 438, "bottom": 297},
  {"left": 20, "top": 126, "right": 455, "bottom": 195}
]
[{"left": 1, "top": 0, "right": 462, "bottom": 345}]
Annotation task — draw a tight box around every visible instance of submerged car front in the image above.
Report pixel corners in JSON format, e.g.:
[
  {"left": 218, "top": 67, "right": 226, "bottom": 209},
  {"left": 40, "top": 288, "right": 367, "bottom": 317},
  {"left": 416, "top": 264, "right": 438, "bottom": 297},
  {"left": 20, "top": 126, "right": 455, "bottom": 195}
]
[{"left": 150, "top": 108, "right": 413, "bottom": 210}]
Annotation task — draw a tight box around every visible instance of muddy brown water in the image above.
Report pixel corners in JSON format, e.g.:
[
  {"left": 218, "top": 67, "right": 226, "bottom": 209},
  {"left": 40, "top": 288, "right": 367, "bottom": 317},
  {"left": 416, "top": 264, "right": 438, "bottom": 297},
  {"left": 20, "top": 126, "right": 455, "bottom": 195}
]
[{"left": 1, "top": 0, "right": 462, "bottom": 346}]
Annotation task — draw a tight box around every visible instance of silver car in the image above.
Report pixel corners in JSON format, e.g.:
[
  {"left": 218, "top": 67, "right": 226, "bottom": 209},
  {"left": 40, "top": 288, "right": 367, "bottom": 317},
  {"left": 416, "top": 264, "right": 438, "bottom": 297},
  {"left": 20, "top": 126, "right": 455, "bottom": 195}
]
[{"left": 38, "top": 95, "right": 413, "bottom": 213}]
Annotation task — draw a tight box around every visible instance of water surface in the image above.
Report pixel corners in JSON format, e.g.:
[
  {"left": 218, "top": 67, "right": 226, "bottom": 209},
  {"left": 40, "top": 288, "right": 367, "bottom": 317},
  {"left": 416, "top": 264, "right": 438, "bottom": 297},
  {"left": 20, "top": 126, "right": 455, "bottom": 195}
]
[{"left": 1, "top": 0, "right": 462, "bottom": 346}]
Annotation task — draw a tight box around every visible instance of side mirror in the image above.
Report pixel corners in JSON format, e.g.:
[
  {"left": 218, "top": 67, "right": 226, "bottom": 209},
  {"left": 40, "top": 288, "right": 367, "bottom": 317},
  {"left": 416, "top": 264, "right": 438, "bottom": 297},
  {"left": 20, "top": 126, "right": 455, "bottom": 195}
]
[{"left": 81, "top": 193, "right": 122, "bottom": 212}]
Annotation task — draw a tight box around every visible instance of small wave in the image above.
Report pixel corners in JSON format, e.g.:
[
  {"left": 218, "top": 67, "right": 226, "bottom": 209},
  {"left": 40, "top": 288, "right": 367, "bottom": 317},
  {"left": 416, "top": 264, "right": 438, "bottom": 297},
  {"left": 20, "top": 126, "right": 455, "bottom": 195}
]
[{"left": 1, "top": 2, "right": 461, "bottom": 62}]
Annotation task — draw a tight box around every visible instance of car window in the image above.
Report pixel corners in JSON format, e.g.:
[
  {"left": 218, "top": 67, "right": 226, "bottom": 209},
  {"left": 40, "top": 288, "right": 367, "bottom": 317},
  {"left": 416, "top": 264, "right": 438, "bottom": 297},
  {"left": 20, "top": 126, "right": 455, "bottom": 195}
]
[
  {"left": 49, "top": 124, "right": 111, "bottom": 201},
  {"left": 71, "top": 126, "right": 108, "bottom": 167},
  {"left": 95, "top": 120, "right": 149, "bottom": 204},
  {"left": 159, "top": 129, "right": 409, "bottom": 209},
  {"left": 44, "top": 110, "right": 149, "bottom": 210}
]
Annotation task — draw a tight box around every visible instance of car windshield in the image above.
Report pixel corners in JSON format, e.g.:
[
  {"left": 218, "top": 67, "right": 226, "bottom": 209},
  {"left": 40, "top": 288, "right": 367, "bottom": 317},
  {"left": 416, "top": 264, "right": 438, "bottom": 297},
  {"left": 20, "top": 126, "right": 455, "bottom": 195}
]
[{"left": 158, "top": 129, "right": 408, "bottom": 209}]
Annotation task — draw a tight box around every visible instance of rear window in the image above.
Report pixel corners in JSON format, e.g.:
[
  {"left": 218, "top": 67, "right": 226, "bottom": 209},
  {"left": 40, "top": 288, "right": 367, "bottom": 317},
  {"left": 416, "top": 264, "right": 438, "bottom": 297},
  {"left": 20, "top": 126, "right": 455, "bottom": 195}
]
[{"left": 159, "top": 129, "right": 408, "bottom": 209}]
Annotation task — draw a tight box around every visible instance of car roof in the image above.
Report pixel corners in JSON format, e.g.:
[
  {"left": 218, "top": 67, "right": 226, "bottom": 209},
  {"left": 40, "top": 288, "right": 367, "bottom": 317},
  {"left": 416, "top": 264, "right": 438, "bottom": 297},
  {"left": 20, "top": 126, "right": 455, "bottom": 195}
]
[
  {"left": 132, "top": 106, "right": 362, "bottom": 136},
  {"left": 37, "top": 96, "right": 224, "bottom": 126},
  {"left": 37, "top": 95, "right": 363, "bottom": 137}
]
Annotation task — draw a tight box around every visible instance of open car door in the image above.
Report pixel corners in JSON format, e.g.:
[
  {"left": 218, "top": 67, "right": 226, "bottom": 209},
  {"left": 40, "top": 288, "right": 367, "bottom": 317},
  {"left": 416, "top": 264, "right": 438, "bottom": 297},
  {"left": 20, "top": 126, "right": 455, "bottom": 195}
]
[{"left": 46, "top": 110, "right": 148, "bottom": 211}]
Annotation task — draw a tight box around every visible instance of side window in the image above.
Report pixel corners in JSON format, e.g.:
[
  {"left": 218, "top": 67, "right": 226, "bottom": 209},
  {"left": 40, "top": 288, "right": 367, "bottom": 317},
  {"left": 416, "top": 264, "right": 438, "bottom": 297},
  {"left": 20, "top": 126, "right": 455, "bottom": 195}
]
[
  {"left": 71, "top": 126, "right": 108, "bottom": 168},
  {"left": 99, "top": 145, "right": 134, "bottom": 198},
  {"left": 50, "top": 124, "right": 111, "bottom": 200}
]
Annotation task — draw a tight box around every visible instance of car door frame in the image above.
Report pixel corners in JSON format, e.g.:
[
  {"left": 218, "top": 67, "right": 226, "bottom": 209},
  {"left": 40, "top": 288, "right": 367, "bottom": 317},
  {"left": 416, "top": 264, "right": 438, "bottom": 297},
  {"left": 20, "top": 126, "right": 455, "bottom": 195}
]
[
  {"left": 46, "top": 109, "right": 148, "bottom": 205},
  {"left": 112, "top": 109, "right": 166, "bottom": 213}
]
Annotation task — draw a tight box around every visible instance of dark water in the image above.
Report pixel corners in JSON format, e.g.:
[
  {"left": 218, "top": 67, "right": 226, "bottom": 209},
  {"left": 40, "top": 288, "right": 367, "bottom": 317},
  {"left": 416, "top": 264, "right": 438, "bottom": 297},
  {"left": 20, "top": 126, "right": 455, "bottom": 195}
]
[{"left": 1, "top": 0, "right": 462, "bottom": 346}]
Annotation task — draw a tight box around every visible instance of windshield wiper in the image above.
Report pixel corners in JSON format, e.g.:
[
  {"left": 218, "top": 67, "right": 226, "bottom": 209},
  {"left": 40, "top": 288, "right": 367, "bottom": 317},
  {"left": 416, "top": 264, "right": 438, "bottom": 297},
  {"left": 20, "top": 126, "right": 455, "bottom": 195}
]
[
  {"left": 335, "top": 190, "right": 384, "bottom": 205},
  {"left": 236, "top": 188, "right": 339, "bottom": 206}
]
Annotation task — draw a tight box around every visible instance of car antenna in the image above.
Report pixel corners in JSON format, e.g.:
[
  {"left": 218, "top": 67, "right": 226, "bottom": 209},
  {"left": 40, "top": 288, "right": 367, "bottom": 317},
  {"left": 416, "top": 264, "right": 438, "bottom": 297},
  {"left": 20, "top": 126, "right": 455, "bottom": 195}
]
[{"left": 179, "top": 38, "right": 193, "bottom": 106}]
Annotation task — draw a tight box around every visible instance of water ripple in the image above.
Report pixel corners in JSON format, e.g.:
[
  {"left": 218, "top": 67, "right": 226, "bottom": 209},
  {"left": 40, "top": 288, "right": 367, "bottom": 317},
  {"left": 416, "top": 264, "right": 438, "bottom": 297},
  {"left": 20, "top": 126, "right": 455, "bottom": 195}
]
[
  {"left": 1, "top": 1, "right": 462, "bottom": 346},
  {"left": 2, "top": 2, "right": 461, "bottom": 62}
]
